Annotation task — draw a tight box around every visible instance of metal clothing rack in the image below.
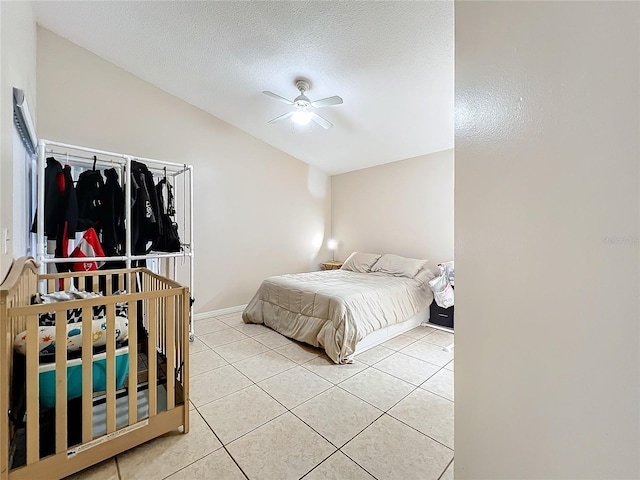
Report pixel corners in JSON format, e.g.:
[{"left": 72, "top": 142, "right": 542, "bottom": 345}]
[{"left": 35, "top": 139, "right": 196, "bottom": 340}]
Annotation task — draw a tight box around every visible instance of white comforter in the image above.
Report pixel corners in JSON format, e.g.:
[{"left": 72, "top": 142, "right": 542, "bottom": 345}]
[{"left": 242, "top": 270, "right": 433, "bottom": 364}]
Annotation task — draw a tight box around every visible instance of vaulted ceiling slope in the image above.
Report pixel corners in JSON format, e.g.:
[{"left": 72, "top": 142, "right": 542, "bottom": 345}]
[{"left": 34, "top": 1, "right": 453, "bottom": 175}]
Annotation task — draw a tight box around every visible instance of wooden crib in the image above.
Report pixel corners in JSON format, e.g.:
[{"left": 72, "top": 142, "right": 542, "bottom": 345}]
[{"left": 0, "top": 257, "right": 190, "bottom": 480}]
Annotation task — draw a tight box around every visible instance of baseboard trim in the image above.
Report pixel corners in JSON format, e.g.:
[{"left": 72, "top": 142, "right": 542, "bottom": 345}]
[{"left": 193, "top": 304, "right": 247, "bottom": 321}]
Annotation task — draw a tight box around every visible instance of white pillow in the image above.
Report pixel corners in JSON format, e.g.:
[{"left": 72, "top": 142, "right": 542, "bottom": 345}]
[
  {"left": 414, "top": 266, "right": 436, "bottom": 285},
  {"left": 370, "top": 253, "right": 427, "bottom": 278},
  {"left": 341, "top": 252, "right": 382, "bottom": 273}
]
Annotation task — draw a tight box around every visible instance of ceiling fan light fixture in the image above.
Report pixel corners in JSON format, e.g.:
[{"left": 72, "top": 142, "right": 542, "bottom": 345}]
[
  {"left": 264, "top": 79, "right": 341, "bottom": 130},
  {"left": 292, "top": 109, "right": 312, "bottom": 125}
]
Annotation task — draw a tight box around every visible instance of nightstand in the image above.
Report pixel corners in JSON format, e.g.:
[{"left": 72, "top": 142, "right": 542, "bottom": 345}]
[
  {"left": 429, "top": 285, "right": 454, "bottom": 329},
  {"left": 320, "top": 261, "right": 343, "bottom": 270}
]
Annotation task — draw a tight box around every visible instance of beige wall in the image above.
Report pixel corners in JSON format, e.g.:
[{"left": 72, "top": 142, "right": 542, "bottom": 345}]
[
  {"left": 455, "top": 2, "right": 639, "bottom": 478},
  {"left": 0, "top": 2, "right": 37, "bottom": 279},
  {"left": 37, "top": 28, "right": 331, "bottom": 312},
  {"left": 331, "top": 150, "right": 453, "bottom": 268}
]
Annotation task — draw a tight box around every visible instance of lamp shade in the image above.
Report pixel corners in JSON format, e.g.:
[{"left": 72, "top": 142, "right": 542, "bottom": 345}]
[{"left": 327, "top": 238, "right": 338, "bottom": 250}]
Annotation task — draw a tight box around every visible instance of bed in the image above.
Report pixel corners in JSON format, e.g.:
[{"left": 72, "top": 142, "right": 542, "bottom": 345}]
[
  {"left": 242, "top": 252, "right": 434, "bottom": 364},
  {"left": 1, "top": 257, "right": 190, "bottom": 480}
]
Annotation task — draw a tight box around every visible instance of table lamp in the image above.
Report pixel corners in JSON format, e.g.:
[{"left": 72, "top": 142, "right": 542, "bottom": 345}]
[{"left": 327, "top": 238, "right": 338, "bottom": 261}]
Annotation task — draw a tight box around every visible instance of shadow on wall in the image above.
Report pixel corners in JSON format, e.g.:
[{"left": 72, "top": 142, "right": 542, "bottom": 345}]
[{"left": 307, "top": 165, "right": 329, "bottom": 199}]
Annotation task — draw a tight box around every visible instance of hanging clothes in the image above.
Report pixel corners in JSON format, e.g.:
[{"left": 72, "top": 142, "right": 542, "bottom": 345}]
[
  {"left": 98, "top": 168, "right": 125, "bottom": 257},
  {"left": 152, "top": 175, "right": 181, "bottom": 253},
  {"left": 32, "top": 157, "right": 79, "bottom": 269},
  {"left": 76, "top": 166, "right": 105, "bottom": 231},
  {"left": 130, "top": 160, "right": 162, "bottom": 255}
]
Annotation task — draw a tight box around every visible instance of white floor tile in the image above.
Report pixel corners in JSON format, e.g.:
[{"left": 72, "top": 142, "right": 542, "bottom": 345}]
[
  {"left": 199, "top": 385, "right": 286, "bottom": 444},
  {"left": 404, "top": 325, "right": 437, "bottom": 339},
  {"left": 199, "top": 328, "right": 248, "bottom": 348},
  {"left": 117, "top": 411, "right": 221, "bottom": 480},
  {"left": 421, "top": 368, "right": 454, "bottom": 401},
  {"left": 339, "top": 368, "right": 416, "bottom": 411},
  {"left": 302, "top": 355, "right": 367, "bottom": 384},
  {"left": 194, "top": 318, "right": 228, "bottom": 335},
  {"left": 440, "top": 460, "right": 454, "bottom": 480},
  {"left": 165, "top": 449, "right": 246, "bottom": 480},
  {"left": 188, "top": 337, "right": 209, "bottom": 355},
  {"left": 216, "top": 312, "right": 245, "bottom": 327},
  {"left": 189, "top": 349, "right": 228, "bottom": 377},
  {"left": 253, "top": 330, "right": 294, "bottom": 348},
  {"left": 423, "top": 330, "right": 455, "bottom": 348},
  {"left": 258, "top": 366, "right": 332, "bottom": 409},
  {"left": 381, "top": 334, "right": 416, "bottom": 351},
  {"left": 233, "top": 350, "right": 297, "bottom": 382},
  {"left": 189, "top": 365, "right": 252, "bottom": 407},
  {"left": 213, "top": 337, "right": 270, "bottom": 364},
  {"left": 354, "top": 345, "right": 395, "bottom": 366},
  {"left": 373, "top": 352, "right": 440, "bottom": 386},
  {"left": 445, "top": 359, "right": 454, "bottom": 371},
  {"left": 227, "top": 413, "right": 335, "bottom": 480},
  {"left": 276, "top": 342, "right": 323, "bottom": 364},
  {"left": 215, "top": 311, "right": 244, "bottom": 324},
  {"left": 293, "top": 387, "right": 382, "bottom": 447},
  {"left": 63, "top": 458, "right": 118, "bottom": 480},
  {"left": 388, "top": 389, "right": 454, "bottom": 449},
  {"left": 401, "top": 338, "right": 454, "bottom": 367},
  {"left": 304, "top": 451, "right": 375, "bottom": 480},
  {"left": 342, "top": 415, "right": 452, "bottom": 480},
  {"left": 233, "top": 321, "right": 272, "bottom": 337}
]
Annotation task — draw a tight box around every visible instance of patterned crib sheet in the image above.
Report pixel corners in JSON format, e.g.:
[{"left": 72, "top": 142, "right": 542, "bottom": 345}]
[
  {"left": 32, "top": 290, "right": 128, "bottom": 326},
  {"left": 14, "top": 316, "right": 129, "bottom": 356}
]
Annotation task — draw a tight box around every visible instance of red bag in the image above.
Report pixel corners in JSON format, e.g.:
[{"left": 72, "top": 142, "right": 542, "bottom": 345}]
[{"left": 70, "top": 228, "right": 105, "bottom": 271}]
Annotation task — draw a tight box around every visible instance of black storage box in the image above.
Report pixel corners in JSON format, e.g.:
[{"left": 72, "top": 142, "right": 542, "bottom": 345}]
[{"left": 429, "top": 299, "right": 454, "bottom": 329}]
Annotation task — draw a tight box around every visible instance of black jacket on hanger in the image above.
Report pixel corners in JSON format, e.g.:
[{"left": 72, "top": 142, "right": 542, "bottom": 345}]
[
  {"left": 99, "top": 168, "right": 125, "bottom": 256},
  {"left": 130, "top": 160, "right": 162, "bottom": 255},
  {"left": 76, "top": 168, "right": 105, "bottom": 230},
  {"left": 32, "top": 158, "right": 79, "bottom": 266}
]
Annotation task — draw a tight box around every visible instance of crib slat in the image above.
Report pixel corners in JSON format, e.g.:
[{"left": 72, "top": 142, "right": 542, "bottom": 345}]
[
  {"left": 106, "top": 304, "right": 116, "bottom": 434},
  {"left": 26, "top": 314, "right": 39, "bottom": 465},
  {"left": 81, "top": 307, "right": 93, "bottom": 443},
  {"left": 55, "top": 308, "right": 68, "bottom": 454},
  {"left": 106, "top": 274, "right": 113, "bottom": 296},
  {"left": 166, "top": 295, "right": 175, "bottom": 410},
  {"left": 47, "top": 278, "right": 55, "bottom": 293},
  {"left": 182, "top": 288, "right": 190, "bottom": 434},
  {"left": 128, "top": 300, "right": 138, "bottom": 426},
  {"left": 78, "top": 275, "right": 86, "bottom": 291},
  {"left": 148, "top": 298, "right": 157, "bottom": 417},
  {"left": 63, "top": 277, "right": 71, "bottom": 291}
]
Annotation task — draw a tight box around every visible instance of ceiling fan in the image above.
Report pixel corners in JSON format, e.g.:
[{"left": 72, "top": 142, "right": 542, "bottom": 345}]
[{"left": 263, "top": 79, "right": 343, "bottom": 129}]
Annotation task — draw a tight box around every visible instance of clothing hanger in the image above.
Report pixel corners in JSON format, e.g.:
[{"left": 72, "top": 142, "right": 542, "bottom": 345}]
[{"left": 92, "top": 155, "right": 97, "bottom": 171}]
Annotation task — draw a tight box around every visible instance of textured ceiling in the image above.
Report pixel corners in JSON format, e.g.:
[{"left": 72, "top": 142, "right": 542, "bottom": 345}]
[{"left": 34, "top": 1, "right": 453, "bottom": 175}]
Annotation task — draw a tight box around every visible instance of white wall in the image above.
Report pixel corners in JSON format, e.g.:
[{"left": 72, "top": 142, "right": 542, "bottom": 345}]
[
  {"left": 0, "top": 2, "right": 37, "bottom": 279},
  {"left": 37, "top": 28, "right": 331, "bottom": 312},
  {"left": 331, "top": 150, "right": 453, "bottom": 268},
  {"left": 455, "top": 2, "right": 639, "bottom": 478}
]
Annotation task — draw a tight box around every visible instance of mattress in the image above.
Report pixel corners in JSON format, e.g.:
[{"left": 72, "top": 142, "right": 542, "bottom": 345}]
[{"left": 242, "top": 269, "right": 433, "bottom": 363}]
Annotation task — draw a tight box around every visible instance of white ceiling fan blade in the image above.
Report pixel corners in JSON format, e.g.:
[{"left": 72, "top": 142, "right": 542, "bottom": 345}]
[
  {"left": 311, "top": 96, "right": 343, "bottom": 108},
  {"left": 310, "top": 112, "right": 333, "bottom": 129},
  {"left": 268, "top": 111, "right": 294, "bottom": 124},
  {"left": 263, "top": 91, "right": 294, "bottom": 105}
]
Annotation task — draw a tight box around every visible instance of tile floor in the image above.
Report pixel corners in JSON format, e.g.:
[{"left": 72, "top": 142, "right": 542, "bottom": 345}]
[{"left": 69, "top": 312, "right": 454, "bottom": 480}]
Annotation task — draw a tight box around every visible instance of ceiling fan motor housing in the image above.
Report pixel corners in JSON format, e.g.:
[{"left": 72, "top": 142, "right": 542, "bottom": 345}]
[
  {"left": 295, "top": 79, "right": 310, "bottom": 93},
  {"left": 294, "top": 96, "right": 311, "bottom": 108},
  {"left": 294, "top": 80, "right": 312, "bottom": 108}
]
